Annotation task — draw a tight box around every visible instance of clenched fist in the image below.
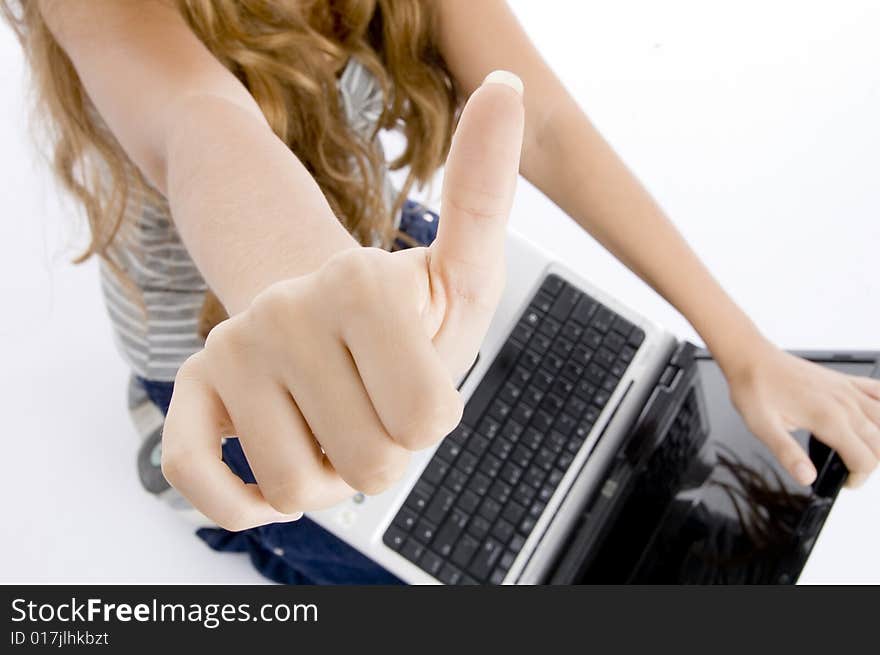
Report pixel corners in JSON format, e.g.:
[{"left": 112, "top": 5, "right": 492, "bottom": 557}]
[{"left": 161, "top": 72, "right": 525, "bottom": 531}]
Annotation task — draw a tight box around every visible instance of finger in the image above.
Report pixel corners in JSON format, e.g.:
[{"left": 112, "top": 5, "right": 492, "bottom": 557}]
[
  {"left": 215, "top": 379, "right": 353, "bottom": 514},
  {"left": 754, "top": 417, "right": 817, "bottom": 485},
  {"left": 284, "top": 337, "right": 411, "bottom": 496},
  {"left": 429, "top": 73, "right": 524, "bottom": 373},
  {"left": 161, "top": 357, "right": 302, "bottom": 531},
  {"left": 342, "top": 280, "right": 463, "bottom": 450},
  {"left": 812, "top": 408, "right": 878, "bottom": 481},
  {"left": 853, "top": 397, "right": 880, "bottom": 459},
  {"left": 852, "top": 376, "right": 880, "bottom": 401},
  {"left": 431, "top": 70, "right": 524, "bottom": 320}
]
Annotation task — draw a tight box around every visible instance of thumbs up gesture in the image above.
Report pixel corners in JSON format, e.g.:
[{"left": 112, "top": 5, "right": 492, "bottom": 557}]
[{"left": 161, "top": 72, "right": 525, "bottom": 530}]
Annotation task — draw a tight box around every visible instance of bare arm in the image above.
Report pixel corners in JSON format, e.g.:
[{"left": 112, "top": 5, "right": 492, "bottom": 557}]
[
  {"left": 41, "top": 0, "right": 356, "bottom": 314},
  {"left": 435, "top": 0, "right": 758, "bottom": 376},
  {"left": 436, "top": 0, "right": 880, "bottom": 486}
]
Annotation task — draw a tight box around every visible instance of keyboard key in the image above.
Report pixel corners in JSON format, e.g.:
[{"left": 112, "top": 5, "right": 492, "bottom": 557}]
[
  {"left": 467, "top": 515, "right": 492, "bottom": 540},
  {"left": 499, "top": 462, "right": 523, "bottom": 486},
  {"left": 425, "top": 486, "right": 456, "bottom": 524},
  {"left": 466, "top": 472, "right": 491, "bottom": 496},
  {"left": 491, "top": 519, "right": 516, "bottom": 544},
  {"left": 561, "top": 322, "right": 583, "bottom": 342},
  {"left": 457, "top": 490, "right": 480, "bottom": 514},
  {"left": 478, "top": 498, "right": 502, "bottom": 523},
  {"left": 451, "top": 535, "right": 480, "bottom": 568},
  {"left": 530, "top": 332, "right": 552, "bottom": 354},
  {"left": 533, "top": 291, "right": 554, "bottom": 313},
  {"left": 465, "top": 433, "right": 490, "bottom": 458},
  {"left": 488, "top": 479, "right": 512, "bottom": 504},
  {"left": 532, "top": 411, "right": 554, "bottom": 432},
  {"left": 405, "top": 480, "right": 434, "bottom": 513},
  {"left": 481, "top": 453, "right": 503, "bottom": 478},
  {"left": 384, "top": 526, "right": 406, "bottom": 551},
  {"left": 595, "top": 347, "right": 616, "bottom": 369},
  {"left": 499, "top": 382, "right": 521, "bottom": 406},
  {"left": 551, "top": 337, "right": 574, "bottom": 358},
  {"left": 513, "top": 481, "right": 536, "bottom": 506},
  {"left": 490, "top": 437, "right": 513, "bottom": 461},
  {"left": 602, "top": 330, "right": 626, "bottom": 352},
  {"left": 571, "top": 295, "right": 597, "bottom": 325},
  {"left": 488, "top": 400, "right": 511, "bottom": 424},
  {"left": 479, "top": 415, "right": 502, "bottom": 439},
  {"left": 422, "top": 459, "right": 449, "bottom": 486},
  {"left": 413, "top": 519, "right": 437, "bottom": 544},
  {"left": 438, "top": 563, "right": 463, "bottom": 585},
  {"left": 519, "top": 515, "right": 536, "bottom": 535},
  {"left": 510, "top": 534, "right": 526, "bottom": 553},
  {"left": 511, "top": 445, "right": 532, "bottom": 469},
  {"left": 433, "top": 510, "right": 468, "bottom": 557},
  {"left": 435, "top": 439, "right": 461, "bottom": 464},
  {"left": 502, "top": 502, "right": 526, "bottom": 525},
  {"left": 582, "top": 328, "right": 603, "bottom": 349},
  {"left": 628, "top": 327, "right": 645, "bottom": 347},
  {"left": 511, "top": 322, "right": 534, "bottom": 346},
  {"left": 401, "top": 539, "right": 424, "bottom": 563},
  {"left": 419, "top": 550, "right": 444, "bottom": 576},
  {"left": 538, "top": 317, "right": 561, "bottom": 338},
  {"left": 540, "top": 274, "right": 565, "bottom": 296},
  {"left": 445, "top": 468, "right": 468, "bottom": 494},
  {"left": 512, "top": 404, "right": 535, "bottom": 426},
  {"left": 536, "top": 448, "right": 555, "bottom": 471},
  {"left": 469, "top": 538, "right": 503, "bottom": 581},
  {"left": 393, "top": 507, "right": 419, "bottom": 532},
  {"left": 457, "top": 451, "right": 478, "bottom": 476},
  {"left": 553, "top": 414, "right": 576, "bottom": 437},
  {"left": 519, "top": 349, "right": 541, "bottom": 371},
  {"left": 591, "top": 306, "right": 614, "bottom": 332},
  {"left": 550, "top": 285, "right": 581, "bottom": 321},
  {"left": 462, "top": 341, "right": 522, "bottom": 427},
  {"left": 502, "top": 420, "right": 524, "bottom": 441},
  {"left": 522, "top": 428, "right": 543, "bottom": 450},
  {"left": 524, "top": 465, "right": 545, "bottom": 489},
  {"left": 612, "top": 315, "right": 633, "bottom": 337},
  {"left": 490, "top": 568, "right": 507, "bottom": 585}
]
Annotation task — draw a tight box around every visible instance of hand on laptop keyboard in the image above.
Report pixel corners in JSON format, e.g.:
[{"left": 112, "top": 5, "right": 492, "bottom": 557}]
[{"left": 159, "top": 73, "right": 525, "bottom": 531}]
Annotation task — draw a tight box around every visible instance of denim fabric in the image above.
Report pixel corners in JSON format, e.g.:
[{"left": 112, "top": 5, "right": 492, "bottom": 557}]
[{"left": 142, "top": 200, "right": 439, "bottom": 585}]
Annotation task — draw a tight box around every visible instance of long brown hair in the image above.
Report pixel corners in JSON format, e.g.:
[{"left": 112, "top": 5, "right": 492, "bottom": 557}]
[{"left": 2, "top": 0, "right": 458, "bottom": 324}]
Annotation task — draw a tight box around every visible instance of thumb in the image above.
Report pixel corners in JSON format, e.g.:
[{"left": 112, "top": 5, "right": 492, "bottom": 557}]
[{"left": 431, "top": 70, "right": 525, "bottom": 306}]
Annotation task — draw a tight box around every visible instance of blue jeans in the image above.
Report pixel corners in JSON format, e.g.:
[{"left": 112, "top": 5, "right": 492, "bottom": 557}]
[{"left": 143, "top": 200, "right": 437, "bottom": 585}]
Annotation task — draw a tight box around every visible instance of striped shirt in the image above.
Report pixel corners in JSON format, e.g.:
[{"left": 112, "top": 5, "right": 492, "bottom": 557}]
[{"left": 100, "top": 58, "right": 392, "bottom": 381}]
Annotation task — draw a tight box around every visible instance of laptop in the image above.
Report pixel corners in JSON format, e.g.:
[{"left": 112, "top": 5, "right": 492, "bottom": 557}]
[
  {"left": 303, "top": 228, "right": 875, "bottom": 584},
  {"left": 136, "top": 227, "right": 874, "bottom": 584}
]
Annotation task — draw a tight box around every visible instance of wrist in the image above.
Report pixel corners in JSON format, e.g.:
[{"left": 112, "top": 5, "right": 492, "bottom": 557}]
[{"left": 695, "top": 307, "right": 771, "bottom": 384}]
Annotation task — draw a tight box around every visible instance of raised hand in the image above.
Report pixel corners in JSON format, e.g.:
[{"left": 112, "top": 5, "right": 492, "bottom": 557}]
[{"left": 160, "top": 72, "right": 525, "bottom": 530}]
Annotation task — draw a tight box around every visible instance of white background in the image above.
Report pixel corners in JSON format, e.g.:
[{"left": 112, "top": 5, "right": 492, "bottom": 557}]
[{"left": 0, "top": 0, "right": 877, "bottom": 583}]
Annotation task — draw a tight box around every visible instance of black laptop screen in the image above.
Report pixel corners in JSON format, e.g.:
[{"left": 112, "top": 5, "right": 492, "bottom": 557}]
[{"left": 629, "top": 357, "right": 874, "bottom": 584}]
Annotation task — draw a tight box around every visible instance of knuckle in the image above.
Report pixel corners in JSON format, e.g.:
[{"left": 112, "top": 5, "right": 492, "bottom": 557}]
[
  {"left": 346, "top": 448, "right": 409, "bottom": 496},
  {"left": 215, "top": 510, "right": 253, "bottom": 533},
  {"left": 261, "top": 479, "right": 309, "bottom": 515},
  {"left": 323, "top": 249, "right": 390, "bottom": 312},
  {"left": 249, "top": 284, "right": 295, "bottom": 336},
  {"left": 203, "top": 316, "right": 244, "bottom": 357},
  {"left": 389, "top": 392, "right": 464, "bottom": 450}
]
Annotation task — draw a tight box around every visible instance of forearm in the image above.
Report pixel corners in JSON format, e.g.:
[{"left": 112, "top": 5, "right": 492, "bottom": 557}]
[
  {"left": 164, "top": 95, "right": 358, "bottom": 315},
  {"left": 523, "top": 100, "right": 766, "bottom": 375}
]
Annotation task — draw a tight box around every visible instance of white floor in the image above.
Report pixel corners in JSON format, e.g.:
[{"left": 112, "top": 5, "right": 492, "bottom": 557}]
[{"left": 1, "top": 1, "right": 877, "bottom": 583}]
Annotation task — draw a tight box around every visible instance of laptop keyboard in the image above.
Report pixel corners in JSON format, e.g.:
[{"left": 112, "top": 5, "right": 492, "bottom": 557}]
[{"left": 382, "top": 273, "right": 645, "bottom": 584}]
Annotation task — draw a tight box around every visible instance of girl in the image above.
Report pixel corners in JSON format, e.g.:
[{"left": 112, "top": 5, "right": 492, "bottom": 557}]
[{"left": 4, "top": 0, "right": 878, "bottom": 584}]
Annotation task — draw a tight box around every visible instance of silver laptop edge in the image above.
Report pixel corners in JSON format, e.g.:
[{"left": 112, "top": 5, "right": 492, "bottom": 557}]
[{"left": 306, "top": 229, "right": 676, "bottom": 584}]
